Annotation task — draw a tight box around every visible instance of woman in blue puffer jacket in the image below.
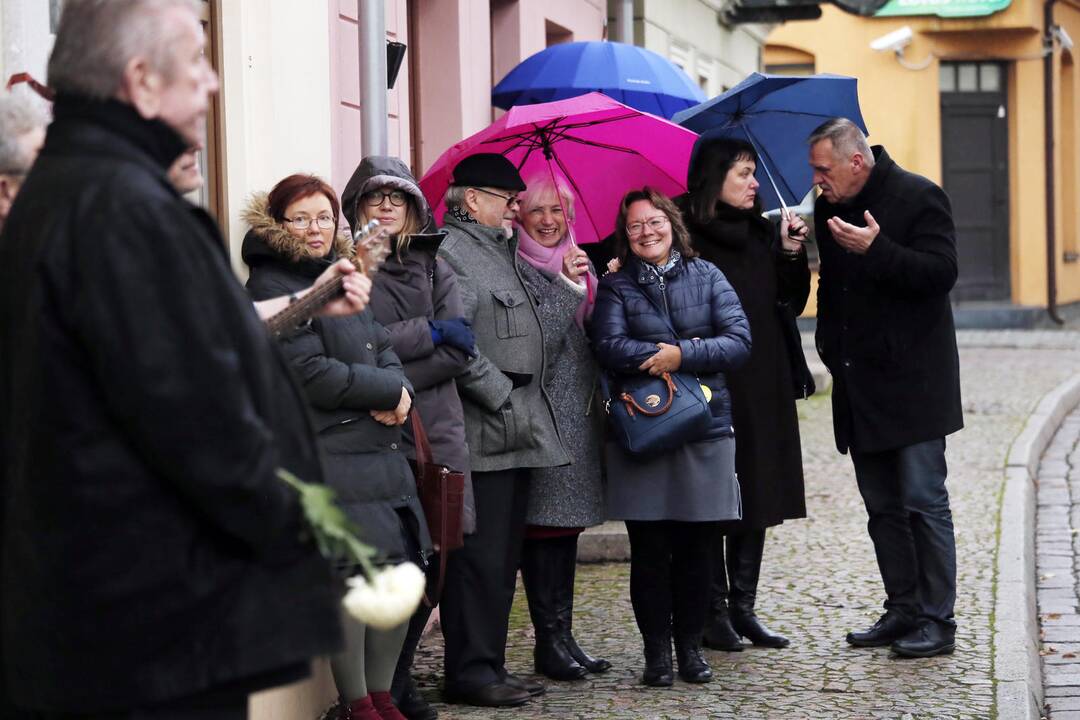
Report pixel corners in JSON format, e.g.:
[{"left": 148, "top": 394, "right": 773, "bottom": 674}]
[{"left": 592, "top": 187, "right": 751, "bottom": 689}]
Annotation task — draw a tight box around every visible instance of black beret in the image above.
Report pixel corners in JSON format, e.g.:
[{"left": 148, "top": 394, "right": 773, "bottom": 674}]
[{"left": 451, "top": 153, "right": 526, "bottom": 192}]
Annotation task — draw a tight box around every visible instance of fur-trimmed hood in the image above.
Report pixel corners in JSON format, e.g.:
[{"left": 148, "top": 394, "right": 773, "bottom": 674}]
[{"left": 241, "top": 192, "right": 356, "bottom": 277}]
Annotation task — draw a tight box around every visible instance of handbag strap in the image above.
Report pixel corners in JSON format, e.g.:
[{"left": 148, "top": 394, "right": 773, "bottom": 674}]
[
  {"left": 411, "top": 408, "right": 450, "bottom": 607},
  {"left": 619, "top": 372, "right": 677, "bottom": 416},
  {"left": 410, "top": 407, "right": 434, "bottom": 467}
]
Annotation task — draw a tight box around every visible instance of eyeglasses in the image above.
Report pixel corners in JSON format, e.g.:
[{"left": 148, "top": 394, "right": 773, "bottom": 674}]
[
  {"left": 626, "top": 216, "right": 669, "bottom": 238},
  {"left": 285, "top": 215, "right": 335, "bottom": 230},
  {"left": 473, "top": 187, "right": 521, "bottom": 209},
  {"left": 362, "top": 189, "right": 408, "bottom": 207}
]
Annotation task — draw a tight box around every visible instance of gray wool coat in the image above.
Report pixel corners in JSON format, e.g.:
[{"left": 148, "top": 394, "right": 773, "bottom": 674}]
[
  {"left": 437, "top": 217, "right": 570, "bottom": 473},
  {"left": 517, "top": 263, "right": 605, "bottom": 528}
]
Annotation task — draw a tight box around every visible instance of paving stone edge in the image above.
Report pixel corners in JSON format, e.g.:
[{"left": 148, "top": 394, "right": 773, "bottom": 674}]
[{"left": 997, "top": 374, "right": 1080, "bottom": 719}]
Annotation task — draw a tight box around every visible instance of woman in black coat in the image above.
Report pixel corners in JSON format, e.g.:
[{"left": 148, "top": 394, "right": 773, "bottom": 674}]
[
  {"left": 243, "top": 174, "right": 430, "bottom": 720},
  {"left": 342, "top": 155, "right": 474, "bottom": 720},
  {"left": 592, "top": 187, "right": 751, "bottom": 688},
  {"left": 679, "top": 137, "right": 812, "bottom": 652}
]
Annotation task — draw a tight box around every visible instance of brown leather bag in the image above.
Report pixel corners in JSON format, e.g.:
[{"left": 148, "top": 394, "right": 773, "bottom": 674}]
[{"left": 408, "top": 410, "right": 465, "bottom": 603}]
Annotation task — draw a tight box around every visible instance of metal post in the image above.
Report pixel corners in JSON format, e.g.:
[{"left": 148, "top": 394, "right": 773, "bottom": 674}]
[
  {"left": 615, "top": 0, "right": 633, "bottom": 45},
  {"left": 358, "top": 0, "right": 388, "bottom": 156}
]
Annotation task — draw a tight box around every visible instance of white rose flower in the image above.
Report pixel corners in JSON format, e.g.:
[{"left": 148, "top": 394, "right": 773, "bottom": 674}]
[{"left": 342, "top": 562, "right": 426, "bottom": 629}]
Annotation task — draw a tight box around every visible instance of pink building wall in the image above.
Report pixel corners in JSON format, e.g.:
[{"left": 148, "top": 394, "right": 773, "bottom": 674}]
[{"left": 329, "top": 0, "right": 606, "bottom": 194}]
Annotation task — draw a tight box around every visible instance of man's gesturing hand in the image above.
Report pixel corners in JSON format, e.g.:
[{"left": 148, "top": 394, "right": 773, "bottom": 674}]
[{"left": 826, "top": 210, "right": 879, "bottom": 255}]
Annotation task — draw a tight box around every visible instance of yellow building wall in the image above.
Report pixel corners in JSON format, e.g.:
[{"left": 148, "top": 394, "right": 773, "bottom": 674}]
[{"left": 768, "top": 0, "right": 1080, "bottom": 312}]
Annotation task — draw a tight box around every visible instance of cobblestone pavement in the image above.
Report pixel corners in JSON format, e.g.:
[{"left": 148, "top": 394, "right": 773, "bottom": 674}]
[
  {"left": 412, "top": 330, "right": 1080, "bottom": 719},
  {"left": 1036, "top": 406, "right": 1080, "bottom": 719}
]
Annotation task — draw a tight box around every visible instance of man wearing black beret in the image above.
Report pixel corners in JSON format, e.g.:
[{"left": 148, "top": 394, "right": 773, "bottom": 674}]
[{"left": 436, "top": 153, "right": 570, "bottom": 707}]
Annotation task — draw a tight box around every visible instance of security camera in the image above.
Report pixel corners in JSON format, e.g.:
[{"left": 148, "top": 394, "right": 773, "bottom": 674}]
[{"left": 869, "top": 26, "right": 913, "bottom": 53}]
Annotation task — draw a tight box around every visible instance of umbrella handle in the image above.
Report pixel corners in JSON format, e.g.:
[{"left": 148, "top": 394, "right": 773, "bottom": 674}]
[{"left": 742, "top": 132, "right": 790, "bottom": 215}]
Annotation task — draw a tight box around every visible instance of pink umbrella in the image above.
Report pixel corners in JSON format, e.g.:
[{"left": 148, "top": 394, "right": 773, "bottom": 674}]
[{"left": 419, "top": 92, "right": 698, "bottom": 245}]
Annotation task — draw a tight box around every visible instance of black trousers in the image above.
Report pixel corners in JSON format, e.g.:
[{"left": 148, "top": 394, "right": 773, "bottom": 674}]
[
  {"left": 440, "top": 468, "right": 530, "bottom": 692},
  {"left": 624, "top": 520, "right": 717, "bottom": 641},
  {"left": 851, "top": 437, "right": 956, "bottom": 628}
]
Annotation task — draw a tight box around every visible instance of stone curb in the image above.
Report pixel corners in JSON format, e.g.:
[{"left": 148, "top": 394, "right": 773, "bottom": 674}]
[
  {"left": 997, "top": 374, "right": 1080, "bottom": 719},
  {"left": 579, "top": 365, "right": 831, "bottom": 564}
]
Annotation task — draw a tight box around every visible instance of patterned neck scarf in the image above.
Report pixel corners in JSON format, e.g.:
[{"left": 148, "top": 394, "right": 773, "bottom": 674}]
[
  {"left": 646, "top": 249, "right": 682, "bottom": 279},
  {"left": 448, "top": 205, "right": 478, "bottom": 225}
]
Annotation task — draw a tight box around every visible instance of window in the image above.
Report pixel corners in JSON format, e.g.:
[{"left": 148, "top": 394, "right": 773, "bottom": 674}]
[
  {"left": 940, "top": 61, "right": 1002, "bottom": 94},
  {"left": 192, "top": 0, "right": 224, "bottom": 221}
]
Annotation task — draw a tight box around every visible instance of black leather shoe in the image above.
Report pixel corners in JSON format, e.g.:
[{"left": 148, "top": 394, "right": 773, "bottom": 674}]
[
  {"left": 846, "top": 613, "right": 916, "bottom": 648},
  {"left": 642, "top": 635, "right": 674, "bottom": 687},
  {"left": 503, "top": 673, "right": 545, "bottom": 697},
  {"left": 890, "top": 622, "right": 956, "bottom": 658},
  {"left": 730, "top": 611, "right": 790, "bottom": 649},
  {"left": 703, "top": 610, "right": 744, "bottom": 651},
  {"left": 564, "top": 633, "right": 612, "bottom": 674},
  {"left": 443, "top": 681, "right": 530, "bottom": 707},
  {"left": 395, "top": 676, "right": 437, "bottom": 720},
  {"left": 674, "top": 637, "right": 713, "bottom": 684}
]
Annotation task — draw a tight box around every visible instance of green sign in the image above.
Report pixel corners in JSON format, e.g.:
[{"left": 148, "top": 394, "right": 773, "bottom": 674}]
[{"left": 875, "top": 0, "right": 1010, "bottom": 17}]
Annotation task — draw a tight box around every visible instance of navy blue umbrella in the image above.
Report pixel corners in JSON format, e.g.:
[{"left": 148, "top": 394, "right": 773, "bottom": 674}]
[
  {"left": 673, "top": 73, "right": 869, "bottom": 211},
  {"left": 492, "top": 41, "right": 706, "bottom": 120}
]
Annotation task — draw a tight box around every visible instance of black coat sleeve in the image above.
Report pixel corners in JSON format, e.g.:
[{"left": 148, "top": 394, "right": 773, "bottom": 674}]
[
  {"left": 861, "top": 183, "right": 958, "bottom": 298},
  {"left": 278, "top": 316, "right": 408, "bottom": 412},
  {"left": 773, "top": 226, "right": 811, "bottom": 315},
  {"left": 72, "top": 200, "right": 299, "bottom": 557}
]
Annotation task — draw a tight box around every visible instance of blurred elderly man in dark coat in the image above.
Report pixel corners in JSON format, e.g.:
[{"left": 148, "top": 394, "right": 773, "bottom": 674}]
[
  {"left": 0, "top": 1, "right": 370, "bottom": 717},
  {"left": 809, "top": 118, "right": 963, "bottom": 659}
]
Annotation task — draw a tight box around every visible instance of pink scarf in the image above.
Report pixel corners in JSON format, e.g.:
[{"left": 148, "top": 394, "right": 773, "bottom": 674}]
[{"left": 516, "top": 227, "right": 597, "bottom": 330}]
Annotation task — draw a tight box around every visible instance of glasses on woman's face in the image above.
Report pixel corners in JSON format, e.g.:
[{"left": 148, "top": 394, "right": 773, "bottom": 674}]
[
  {"left": 285, "top": 215, "right": 335, "bottom": 230},
  {"left": 626, "top": 215, "right": 669, "bottom": 238},
  {"left": 363, "top": 189, "right": 408, "bottom": 207}
]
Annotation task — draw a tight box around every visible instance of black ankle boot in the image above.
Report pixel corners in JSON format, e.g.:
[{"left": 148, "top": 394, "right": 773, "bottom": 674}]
[
  {"left": 553, "top": 535, "right": 611, "bottom": 674},
  {"left": 674, "top": 635, "right": 713, "bottom": 683},
  {"left": 703, "top": 605, "right": 744, "bottom": 651},
  {"left": 393, "top": 676, "right": 437, "bottom": 720},
  {"left": 728, "top": 530, "right": 790, "bottom": 649},
  {"left": 521, "top": 539, "right": 588, "bottom": 681},
  {"left": 642, "top": 634, "right": 674, "bottom": 687}
]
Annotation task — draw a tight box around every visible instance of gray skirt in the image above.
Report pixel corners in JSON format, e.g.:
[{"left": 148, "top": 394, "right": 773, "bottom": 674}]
[{"left": 605, "top": 435, "right": 741, "bottom": 523}]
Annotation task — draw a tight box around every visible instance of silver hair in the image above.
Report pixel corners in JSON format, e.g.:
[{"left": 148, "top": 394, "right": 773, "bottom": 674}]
[
  {"left": 444, "top": 185, "right": 468, "bottom": 210},
  {"left": 48, "top": 0, "right": 199, "bottom": 100},
  {"left": 0, "top": 91, "right": 48, "bottom": 175},
  {"left": 808, "top": 118, "right": 875, "bottom": 166},
  {"left": 517, "top": 173, "right": 576, "bottom": 222}
]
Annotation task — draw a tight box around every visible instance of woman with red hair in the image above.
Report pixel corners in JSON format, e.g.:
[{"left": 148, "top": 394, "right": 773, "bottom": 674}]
[{"left": 243, "top": 174, "right": 431, "bottom": 720}]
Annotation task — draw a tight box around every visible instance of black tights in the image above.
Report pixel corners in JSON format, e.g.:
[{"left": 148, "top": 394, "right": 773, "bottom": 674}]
[{"left": 625, "top": 520, "right": 717, "bottom": 641}]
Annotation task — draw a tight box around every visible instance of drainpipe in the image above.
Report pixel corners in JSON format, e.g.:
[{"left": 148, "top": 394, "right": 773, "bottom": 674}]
[
  {"left": 358, "top": 0, "right": 388, "bottom": 156},
  {"left": 1045, "top": 0, "right": 1064, "bottom": 324},
  {"left": 615, "top": 0, "right": 634, "bottom": 45}
]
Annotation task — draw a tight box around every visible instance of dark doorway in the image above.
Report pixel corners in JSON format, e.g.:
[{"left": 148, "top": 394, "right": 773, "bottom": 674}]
[{"left": 940, "top": 61, "right": 1010, "bottom": 301}]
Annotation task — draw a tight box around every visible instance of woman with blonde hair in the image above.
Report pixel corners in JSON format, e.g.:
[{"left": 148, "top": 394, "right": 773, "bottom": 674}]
[{"left": 513, "top": 173, "right": 608, "bottom": 681}]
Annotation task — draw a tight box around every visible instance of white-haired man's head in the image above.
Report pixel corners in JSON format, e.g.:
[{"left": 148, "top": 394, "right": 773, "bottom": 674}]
[
  {"left": 0, "top": 91, "right": 48, "bottom": 228},
  {"left": 808, "top": 118, "right": 875, "bottom": 205},
  {"left": 48, "top": 0, "right": 219, "bottom": 145}
]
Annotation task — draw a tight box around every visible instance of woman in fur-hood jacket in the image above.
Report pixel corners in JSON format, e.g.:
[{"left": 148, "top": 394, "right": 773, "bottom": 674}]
[{"left": 242, "top": 173, "right": 430, "bottom": 720}]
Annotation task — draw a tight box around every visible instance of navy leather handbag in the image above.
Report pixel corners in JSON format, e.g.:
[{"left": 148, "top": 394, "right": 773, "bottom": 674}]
[{"left": 600, "top": 370, "right": 713, "bottom": 455}]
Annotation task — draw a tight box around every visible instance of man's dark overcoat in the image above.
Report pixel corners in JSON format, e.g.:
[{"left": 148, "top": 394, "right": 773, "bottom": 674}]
[
  {"left": 814, "top": 146, "right": 963, "bottom": 454},
  {"left": 0, "top": 97, "right": 341, "bottom": 712},
  {"left": 683, "top": 200, "right": 809, "bottom": 529}
]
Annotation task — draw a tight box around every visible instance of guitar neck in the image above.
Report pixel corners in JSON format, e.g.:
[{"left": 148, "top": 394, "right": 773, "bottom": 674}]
[{"left": 265, "top": 276, "right": 345, "bottom": 338}]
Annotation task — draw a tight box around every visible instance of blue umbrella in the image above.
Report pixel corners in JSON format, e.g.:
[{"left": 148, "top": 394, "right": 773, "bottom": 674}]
[
  {"left": 492, "top": 41, "right": 706, "bottom": 120},
  {"left": 673, "top": 73, "right": 869, "bottom": 211}
]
